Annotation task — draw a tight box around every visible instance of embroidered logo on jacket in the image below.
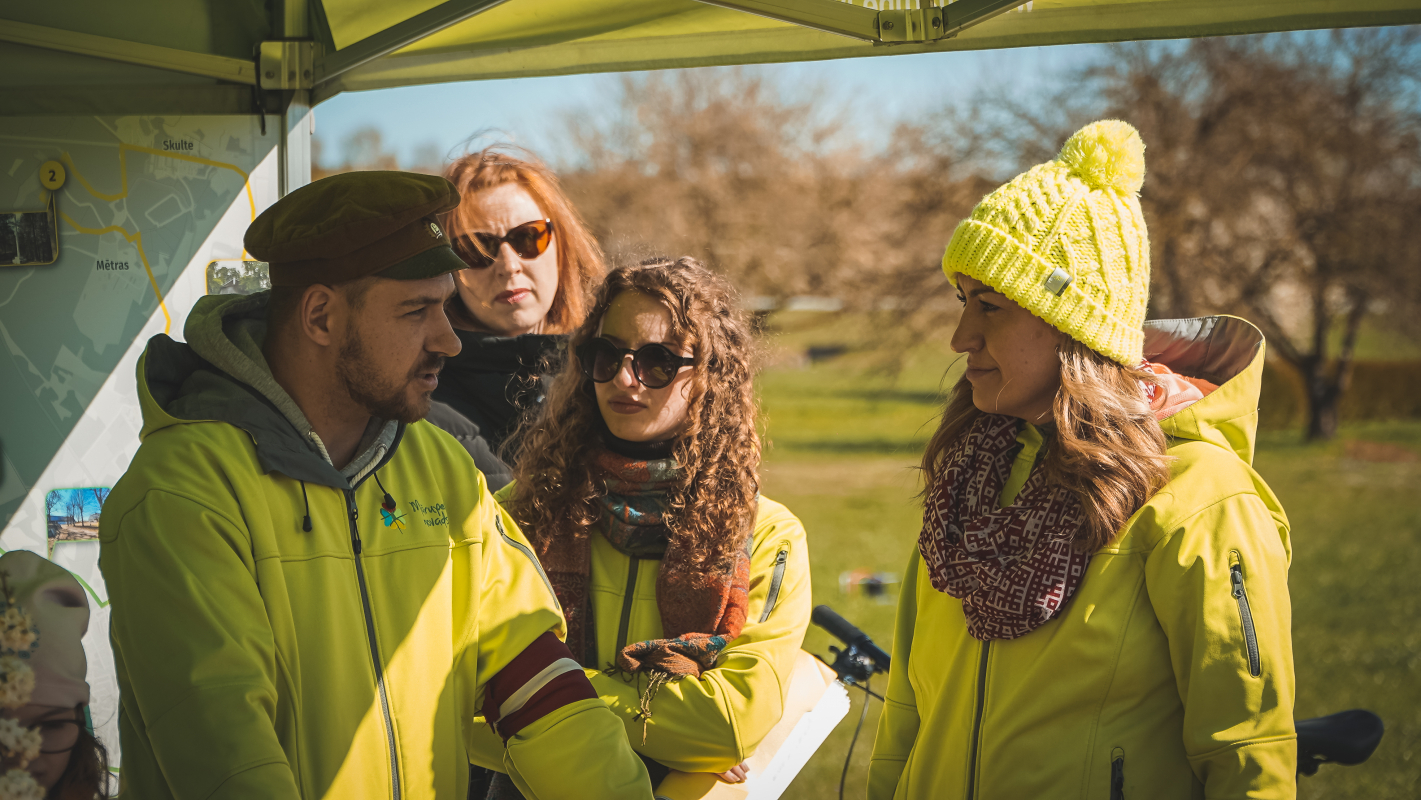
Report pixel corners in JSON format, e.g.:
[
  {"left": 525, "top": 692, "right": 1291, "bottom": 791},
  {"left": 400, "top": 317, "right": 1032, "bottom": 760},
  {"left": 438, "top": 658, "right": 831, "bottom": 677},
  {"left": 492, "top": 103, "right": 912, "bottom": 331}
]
[{"left": 379, "top": 504, "right": 406, "bottom": 530}]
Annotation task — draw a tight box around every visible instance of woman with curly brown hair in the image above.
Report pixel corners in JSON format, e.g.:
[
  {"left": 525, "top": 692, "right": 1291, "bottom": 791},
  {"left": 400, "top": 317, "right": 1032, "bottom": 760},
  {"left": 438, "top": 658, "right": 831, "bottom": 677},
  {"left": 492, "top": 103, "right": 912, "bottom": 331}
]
[
  {"left": 428, "top": 144, "right": 606, "bottom": 489},
  {"left": 468, "top": 257, "right": 812, "bottom": 797}
]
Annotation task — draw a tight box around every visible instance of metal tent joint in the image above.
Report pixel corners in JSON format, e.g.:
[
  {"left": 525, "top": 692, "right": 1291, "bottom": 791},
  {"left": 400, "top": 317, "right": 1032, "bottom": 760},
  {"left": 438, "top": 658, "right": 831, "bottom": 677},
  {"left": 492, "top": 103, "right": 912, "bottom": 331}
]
[
  {"left": 259, "top": 41, "right": 317, "bottom": 90},
  {"left": 693, "top": 0, "right": 1031, "bottom": 45},
  {"left": 876, "top": 7, "right": 941, "bottom": 44}
]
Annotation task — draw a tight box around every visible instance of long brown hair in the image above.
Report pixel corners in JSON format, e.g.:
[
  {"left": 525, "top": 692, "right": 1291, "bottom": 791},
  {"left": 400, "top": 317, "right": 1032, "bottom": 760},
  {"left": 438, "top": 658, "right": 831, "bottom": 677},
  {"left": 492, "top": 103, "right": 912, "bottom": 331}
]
[
  {"left": 50, "top": 705, "right": 111, "bottom": 800},
  {"left": 922, "top": 339, "right": 1172, "bottom": 552},
  {"left": 509, "top": 257, "right": 760, "bottom": 572},
  {"left": 441, "top": 144, "right": 605, "bottom": 334}
]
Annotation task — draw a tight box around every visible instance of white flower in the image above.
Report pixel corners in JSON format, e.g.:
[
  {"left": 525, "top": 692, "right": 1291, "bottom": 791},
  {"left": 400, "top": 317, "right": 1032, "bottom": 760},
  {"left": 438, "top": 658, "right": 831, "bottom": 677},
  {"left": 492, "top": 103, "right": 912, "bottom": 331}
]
[
  {"left": 0, "top": 659, "right": 33, "bottom": 711},
  {"left": 0, "top": 609, "right": 34, "bottom": 655},
  {"left": 0, "top": 719, "right": 39, "bottom": 769},
  {"left": 0, "top": 768, "right": 43, "bottom": 800}
]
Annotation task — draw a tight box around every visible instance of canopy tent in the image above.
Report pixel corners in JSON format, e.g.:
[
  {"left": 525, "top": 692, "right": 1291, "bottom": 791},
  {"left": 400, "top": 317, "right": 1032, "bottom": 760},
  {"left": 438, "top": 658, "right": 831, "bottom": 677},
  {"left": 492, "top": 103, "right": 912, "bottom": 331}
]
[
  {"left": 5, "top": 1, "right": 1421, "bottom": 113},
  {"left": 0, "top": 0, "right": 1417, "bottom": 774}
]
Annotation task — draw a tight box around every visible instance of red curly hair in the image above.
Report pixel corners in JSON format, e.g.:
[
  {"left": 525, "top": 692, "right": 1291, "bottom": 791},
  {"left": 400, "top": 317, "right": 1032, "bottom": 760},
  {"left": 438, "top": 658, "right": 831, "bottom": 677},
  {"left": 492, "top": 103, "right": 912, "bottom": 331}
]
[{"left": 508, "top": 257, "right": 761, "bottom": 572}]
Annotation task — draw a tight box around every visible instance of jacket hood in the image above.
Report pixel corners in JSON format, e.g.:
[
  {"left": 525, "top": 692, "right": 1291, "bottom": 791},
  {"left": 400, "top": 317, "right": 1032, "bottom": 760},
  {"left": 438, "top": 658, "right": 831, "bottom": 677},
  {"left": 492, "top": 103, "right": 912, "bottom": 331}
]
[
  {"left": 1146, "top": 316, "right": 1266, "bottom": 465},
  {"left": 137, "top": 292, "right": 401, "bottom": 489}
]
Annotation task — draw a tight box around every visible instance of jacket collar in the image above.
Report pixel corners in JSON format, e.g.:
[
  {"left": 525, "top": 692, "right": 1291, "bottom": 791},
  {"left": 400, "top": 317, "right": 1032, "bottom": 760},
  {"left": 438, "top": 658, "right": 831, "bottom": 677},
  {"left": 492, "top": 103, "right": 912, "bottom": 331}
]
[{"left": 139, "top": 292, "right": 405, "bottom": 490}]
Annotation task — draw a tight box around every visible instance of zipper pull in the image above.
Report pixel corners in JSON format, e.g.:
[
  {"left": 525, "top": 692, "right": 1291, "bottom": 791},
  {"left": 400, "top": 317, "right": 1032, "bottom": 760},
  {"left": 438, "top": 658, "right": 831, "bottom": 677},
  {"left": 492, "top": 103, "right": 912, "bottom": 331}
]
[
  {"left": 1230, "top": 566, "right": 1244, "bottom": 599},
  {"left": 776, "top": 551, "right": 788, "bottom": 566},
  {"left": 347, "top": 495, "right": 363, "bottom": 555}
]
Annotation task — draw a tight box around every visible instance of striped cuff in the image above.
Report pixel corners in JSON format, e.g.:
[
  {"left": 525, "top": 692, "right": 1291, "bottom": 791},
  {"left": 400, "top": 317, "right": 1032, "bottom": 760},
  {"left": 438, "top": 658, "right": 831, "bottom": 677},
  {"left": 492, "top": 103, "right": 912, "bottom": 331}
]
[{"left": 485, "top": 632, "right": 597, "bottom": 742}]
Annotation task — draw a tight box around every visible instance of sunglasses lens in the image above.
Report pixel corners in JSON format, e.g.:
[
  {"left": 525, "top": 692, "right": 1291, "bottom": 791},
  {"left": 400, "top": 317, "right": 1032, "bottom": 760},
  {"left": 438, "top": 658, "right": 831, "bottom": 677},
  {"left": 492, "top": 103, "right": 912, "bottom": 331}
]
[
  {"left": 634, "top": 345, "right": 681, "bottom": 389},
  {"left": 584, "top": 339, "right": 622, "bottom": 383},
  {"left": 454, "top": 235, "right": 495, "bottom": 269},
  {"left": 506, "top": 220, "right": 552, "bottom": 259}
]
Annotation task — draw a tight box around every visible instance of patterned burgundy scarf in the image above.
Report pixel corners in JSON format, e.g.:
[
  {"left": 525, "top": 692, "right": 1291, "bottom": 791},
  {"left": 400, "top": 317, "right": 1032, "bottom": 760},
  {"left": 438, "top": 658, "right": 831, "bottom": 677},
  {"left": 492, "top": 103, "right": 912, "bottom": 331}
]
[{"left": 919, "top": 413, "right": 1090, "bottom": 640}]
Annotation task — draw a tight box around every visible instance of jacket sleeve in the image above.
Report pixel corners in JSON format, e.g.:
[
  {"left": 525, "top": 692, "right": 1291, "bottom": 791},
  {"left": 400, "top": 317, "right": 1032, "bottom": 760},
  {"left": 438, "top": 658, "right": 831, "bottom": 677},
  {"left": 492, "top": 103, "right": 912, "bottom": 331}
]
[
  {"left": 458, "top": 494, "right": 652, "bottom": 799},
  {"left": 1145, "top": 490, "right": 1296, "bottom": 798},
  {"left": 100, "top": 490, "right": 301, "bottom": 800},
  {"left": 586, "top": 503, "right": 812, "bottom": 773},
  {"left": 867, "top": 548, "right": 923, "bottom": 800}
]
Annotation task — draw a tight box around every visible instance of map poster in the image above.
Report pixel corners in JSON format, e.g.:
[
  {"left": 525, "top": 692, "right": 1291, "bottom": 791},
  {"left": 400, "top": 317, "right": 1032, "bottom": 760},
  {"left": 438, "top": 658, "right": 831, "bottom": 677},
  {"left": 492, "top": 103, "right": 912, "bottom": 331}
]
[{"left": 0, "top": 116, "right": 278, "bottom": 542}]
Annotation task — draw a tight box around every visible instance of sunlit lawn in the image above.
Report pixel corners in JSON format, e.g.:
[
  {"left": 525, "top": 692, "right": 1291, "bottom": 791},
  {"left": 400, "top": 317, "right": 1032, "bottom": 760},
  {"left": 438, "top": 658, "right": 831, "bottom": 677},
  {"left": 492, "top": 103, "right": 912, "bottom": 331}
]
[{"left": 756, "top": 341, "right": 1421, "bottom": 799}]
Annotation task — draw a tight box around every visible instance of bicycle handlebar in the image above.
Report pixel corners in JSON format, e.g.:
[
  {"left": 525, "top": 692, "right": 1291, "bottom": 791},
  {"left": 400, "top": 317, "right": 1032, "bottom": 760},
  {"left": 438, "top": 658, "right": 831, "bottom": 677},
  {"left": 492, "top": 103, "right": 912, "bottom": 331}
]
[
  {"left": 1296, "top": 709, "right": 1384, "bottom": 776},
  {"left": 812, "top": 605, "right": 891, "bottom": 682}
]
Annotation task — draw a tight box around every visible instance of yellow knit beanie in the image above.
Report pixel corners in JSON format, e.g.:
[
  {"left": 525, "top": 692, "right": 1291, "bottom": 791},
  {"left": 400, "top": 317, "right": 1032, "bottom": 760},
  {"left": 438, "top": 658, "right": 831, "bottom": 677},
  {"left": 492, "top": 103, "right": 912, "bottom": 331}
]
[{"left": 943, "top": 119, "right": 1150, "bottom": 365}]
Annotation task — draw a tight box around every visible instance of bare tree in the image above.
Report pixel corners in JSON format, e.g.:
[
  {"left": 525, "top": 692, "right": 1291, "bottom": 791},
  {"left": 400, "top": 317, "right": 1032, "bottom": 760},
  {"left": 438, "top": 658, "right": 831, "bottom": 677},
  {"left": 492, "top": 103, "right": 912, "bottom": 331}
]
[
  {"left": 89, "top": 487, "right": 110, "bottom": 526},
  {"left": 44, "top": 490, "right": 61, "bottom": 538},
  {"left": 971, "top": 30, "right": 1421, "bottom": 439},
  {"left": 562, "top": 69, "right": 883, "bottom": 304},
  {"left": 65, "top": 490, "right": 85, "bottom": 528}
]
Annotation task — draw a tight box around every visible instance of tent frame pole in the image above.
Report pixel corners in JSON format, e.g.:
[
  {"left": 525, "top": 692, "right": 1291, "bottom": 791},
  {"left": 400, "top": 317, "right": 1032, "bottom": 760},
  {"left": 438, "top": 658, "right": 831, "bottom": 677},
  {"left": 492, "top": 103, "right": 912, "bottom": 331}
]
[
  {"left": 312, "top": 0, "right": 511, "bottom": 89},
  {"left": 274, "top": 0, "right": 314, "bottom": 197},
  {"left": 0, "top": 18, "right": 256, "bottom": 84}
]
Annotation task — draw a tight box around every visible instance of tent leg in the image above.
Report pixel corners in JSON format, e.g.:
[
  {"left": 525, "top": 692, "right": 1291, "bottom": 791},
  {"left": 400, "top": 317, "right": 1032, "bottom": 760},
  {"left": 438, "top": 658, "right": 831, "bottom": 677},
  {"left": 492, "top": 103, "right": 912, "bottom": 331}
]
[{"left": 278, "top": 91, "right": 313, "bottom": 197}]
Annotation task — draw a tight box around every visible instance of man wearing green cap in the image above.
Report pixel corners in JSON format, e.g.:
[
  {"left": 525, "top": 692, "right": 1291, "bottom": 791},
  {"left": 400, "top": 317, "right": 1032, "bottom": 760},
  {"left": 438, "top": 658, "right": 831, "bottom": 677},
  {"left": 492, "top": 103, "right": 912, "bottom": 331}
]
[{"left": 99, "top": 172, "right": 653, "bottom": 800}]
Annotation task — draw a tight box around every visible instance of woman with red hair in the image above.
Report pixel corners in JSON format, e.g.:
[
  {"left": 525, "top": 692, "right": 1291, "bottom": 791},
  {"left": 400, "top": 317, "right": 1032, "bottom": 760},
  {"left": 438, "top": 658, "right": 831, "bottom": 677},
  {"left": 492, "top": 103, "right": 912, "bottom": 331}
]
[{"left": 429, "top": 144, "right": 606, "bottom": 488}]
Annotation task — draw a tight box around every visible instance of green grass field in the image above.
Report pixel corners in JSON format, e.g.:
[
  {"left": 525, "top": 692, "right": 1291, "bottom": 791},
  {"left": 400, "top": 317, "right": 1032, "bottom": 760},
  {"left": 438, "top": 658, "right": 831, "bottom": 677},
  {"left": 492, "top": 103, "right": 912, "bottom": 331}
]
[{"left": 756, "top": 343, "right": 1421, "bottom": 799}]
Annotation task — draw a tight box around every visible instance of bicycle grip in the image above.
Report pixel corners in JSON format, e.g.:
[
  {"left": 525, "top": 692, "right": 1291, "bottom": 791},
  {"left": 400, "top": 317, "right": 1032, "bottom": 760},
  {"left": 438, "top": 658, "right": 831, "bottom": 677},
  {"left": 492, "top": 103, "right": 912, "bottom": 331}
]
[{"left": 813, "top": 605, "right": 867, "bottom": 644}]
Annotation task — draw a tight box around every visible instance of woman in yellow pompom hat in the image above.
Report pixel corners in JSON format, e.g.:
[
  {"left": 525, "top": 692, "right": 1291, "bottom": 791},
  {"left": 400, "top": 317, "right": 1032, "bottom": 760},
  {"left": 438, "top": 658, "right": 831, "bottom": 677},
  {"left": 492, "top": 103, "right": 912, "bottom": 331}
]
[{"left": 868, "top": 121, "right": 1297, "bottom": 798}]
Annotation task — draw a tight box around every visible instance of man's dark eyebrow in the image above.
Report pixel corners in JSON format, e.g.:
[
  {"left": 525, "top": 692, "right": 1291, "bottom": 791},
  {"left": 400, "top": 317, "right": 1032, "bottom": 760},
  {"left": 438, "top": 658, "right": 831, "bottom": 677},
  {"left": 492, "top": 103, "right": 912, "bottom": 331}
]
[
  {"left": 967, "top": 286, "right": 1002, "bottom": 298},
  {"left": 398, "top": 294, "right": 449, "bottom": 308}
]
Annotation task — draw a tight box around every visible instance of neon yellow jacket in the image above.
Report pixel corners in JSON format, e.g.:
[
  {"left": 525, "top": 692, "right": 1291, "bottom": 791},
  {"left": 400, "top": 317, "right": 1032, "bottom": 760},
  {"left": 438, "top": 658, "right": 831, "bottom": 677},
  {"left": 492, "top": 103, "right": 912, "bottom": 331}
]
[
  {"left": 869, "top": 317, "right": 1296, "bottom": 800},
  {"left": 99, "top": 294, "right": 650, "bottom": 800},
  {"left": 471, "top": 485, "right": 812, "bottom": 775}
]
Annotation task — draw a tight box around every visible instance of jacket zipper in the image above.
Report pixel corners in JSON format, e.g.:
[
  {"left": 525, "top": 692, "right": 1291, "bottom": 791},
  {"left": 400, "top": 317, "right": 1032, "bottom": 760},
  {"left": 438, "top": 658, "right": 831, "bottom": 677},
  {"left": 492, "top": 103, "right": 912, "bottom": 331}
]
[
  {"left": 965, "top": 640, "right": 990, "bottom": 800},
  {"left": 616, "top": 556, "right": 641, "bottom": 652},
  {"left": 758, "top": 548, "right": 790, "bottom": 623},
  {"left": 1229, "top": 552, "right": 1261, "bottom": 677},
  {"left": 1109, "top": 748, "right": 1125, "bottom": 800},
  {"left": 346, "top": 490, "right": 402, "bottom": 799}
]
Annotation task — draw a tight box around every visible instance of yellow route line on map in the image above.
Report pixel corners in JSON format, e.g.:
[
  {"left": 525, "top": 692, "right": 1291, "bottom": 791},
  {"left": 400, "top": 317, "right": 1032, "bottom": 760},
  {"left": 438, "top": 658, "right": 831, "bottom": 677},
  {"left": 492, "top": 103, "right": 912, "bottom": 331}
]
[
  {"left": 58, "top": 143, "right": 259, "bottom": 332},
  {"left": 59, "top": 212, "right": 171, "bottom": 334}
]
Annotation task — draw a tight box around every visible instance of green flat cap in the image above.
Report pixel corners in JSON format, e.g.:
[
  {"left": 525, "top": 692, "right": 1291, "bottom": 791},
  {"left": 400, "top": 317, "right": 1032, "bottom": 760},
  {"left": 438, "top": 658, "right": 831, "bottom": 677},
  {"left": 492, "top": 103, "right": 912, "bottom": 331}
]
[{"left": 244, "top": 171, "right": 466, "bottom": 286}]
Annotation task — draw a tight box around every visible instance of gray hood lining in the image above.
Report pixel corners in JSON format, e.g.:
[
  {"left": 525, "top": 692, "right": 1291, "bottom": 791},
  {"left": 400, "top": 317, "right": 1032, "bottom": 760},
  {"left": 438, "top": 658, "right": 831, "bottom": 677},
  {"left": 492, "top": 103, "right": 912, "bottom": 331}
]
[{"left": 1143, "top": 317, "right": 1263, "bottom": 386}]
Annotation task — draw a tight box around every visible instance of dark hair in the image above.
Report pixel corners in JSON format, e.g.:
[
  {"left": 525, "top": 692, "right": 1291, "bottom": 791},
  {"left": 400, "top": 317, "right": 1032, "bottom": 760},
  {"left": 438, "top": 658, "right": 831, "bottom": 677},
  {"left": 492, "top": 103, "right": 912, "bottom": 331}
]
[
  {"left": 509, "top": 257, "right": 761, "bottom": 573},
  {"left": 441, "top": 144, "right": 605, "bottom": 334},
  {"left": 50, "top": 706, "right": 111, "bottom": 800},
  {"left": 265, "top": 277, "right": 377, "bottom": 333}
]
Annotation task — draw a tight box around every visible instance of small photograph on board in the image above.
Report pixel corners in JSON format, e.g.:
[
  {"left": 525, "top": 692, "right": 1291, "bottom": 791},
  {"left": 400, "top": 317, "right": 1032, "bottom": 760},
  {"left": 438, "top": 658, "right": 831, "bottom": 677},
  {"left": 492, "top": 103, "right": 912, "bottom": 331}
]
[
  {"left": 45, "top": 487, "right": 110, "bottom": 554},
  {"left": 206, "top": 260, "right": 270, "bottom": 295},
  {"left": 1, "top": 205, "right": 59, "bottom": 267}
]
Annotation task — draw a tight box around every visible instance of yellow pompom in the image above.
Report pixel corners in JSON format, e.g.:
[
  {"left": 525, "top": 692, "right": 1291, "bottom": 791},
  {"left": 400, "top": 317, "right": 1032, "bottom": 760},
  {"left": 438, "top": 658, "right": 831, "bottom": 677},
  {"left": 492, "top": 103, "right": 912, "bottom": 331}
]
[{"left": 1056, "top": 120, "right": 1145, "bottom": 194}]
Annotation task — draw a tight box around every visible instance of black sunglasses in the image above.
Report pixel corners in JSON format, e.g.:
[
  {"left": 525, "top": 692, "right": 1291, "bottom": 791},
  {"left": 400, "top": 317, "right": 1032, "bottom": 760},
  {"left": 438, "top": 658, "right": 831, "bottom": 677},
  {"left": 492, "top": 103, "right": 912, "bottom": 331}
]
[
  {"left": 577, "top": 338, "right": 695, "bottom": 389},
  {"left": 452, "top": 218, "right": 553, "bottom": 269}
]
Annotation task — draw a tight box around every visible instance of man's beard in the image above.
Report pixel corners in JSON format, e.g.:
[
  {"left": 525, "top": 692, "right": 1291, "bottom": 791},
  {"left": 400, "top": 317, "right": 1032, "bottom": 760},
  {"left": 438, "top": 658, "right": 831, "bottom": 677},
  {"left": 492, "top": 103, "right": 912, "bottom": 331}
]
[{"left": 335, "top": 327, "right": 444, "bottom": 424}]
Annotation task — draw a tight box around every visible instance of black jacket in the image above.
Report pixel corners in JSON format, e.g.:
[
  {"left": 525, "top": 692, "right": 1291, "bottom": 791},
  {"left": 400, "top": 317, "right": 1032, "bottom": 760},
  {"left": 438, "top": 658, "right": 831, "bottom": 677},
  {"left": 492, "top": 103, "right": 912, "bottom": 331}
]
[{"left": 428, "top": 330, "right": 564, "bottom": 491}]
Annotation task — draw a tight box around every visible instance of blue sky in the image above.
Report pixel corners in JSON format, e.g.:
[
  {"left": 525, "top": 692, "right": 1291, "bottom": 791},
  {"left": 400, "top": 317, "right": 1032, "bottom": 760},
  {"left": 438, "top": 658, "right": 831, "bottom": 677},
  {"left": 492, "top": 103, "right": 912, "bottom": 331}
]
[{"left": 311, "top": 43, "right": 1105, "bottom": 169}]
